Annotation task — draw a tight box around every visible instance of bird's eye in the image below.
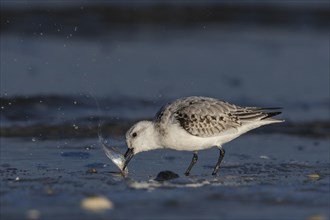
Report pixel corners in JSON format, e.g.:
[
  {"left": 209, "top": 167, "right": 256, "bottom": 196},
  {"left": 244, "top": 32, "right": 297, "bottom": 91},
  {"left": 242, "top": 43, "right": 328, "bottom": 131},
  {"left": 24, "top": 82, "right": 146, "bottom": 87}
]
[{"left": 132, "top": 132, "right": 137, "bottom": 138}]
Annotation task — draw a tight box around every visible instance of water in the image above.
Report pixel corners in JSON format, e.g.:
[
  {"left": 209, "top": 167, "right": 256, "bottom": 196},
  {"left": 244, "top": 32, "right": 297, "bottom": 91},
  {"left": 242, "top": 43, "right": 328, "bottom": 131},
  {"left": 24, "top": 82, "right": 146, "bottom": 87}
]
[
  {"left": 1, "top": 135, "right": 329, "bottom": 219},
  {"left": 0, "top": 2, "right": 329, "bottom": 220}
]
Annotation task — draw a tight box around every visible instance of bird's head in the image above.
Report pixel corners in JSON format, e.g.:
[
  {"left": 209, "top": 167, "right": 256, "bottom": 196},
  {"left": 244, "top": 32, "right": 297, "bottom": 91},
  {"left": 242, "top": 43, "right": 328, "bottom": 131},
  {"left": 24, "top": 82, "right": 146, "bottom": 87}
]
[{"left": 123, "top": 120, "right": 161, "bottom": 170}]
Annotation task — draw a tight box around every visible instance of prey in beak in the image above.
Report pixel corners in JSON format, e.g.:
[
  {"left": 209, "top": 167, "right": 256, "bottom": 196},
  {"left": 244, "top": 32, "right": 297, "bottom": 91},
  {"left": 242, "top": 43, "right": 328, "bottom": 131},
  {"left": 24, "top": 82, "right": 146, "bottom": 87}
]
[{"left": 123, "top": 148, "right": 134, "bottom": 170}]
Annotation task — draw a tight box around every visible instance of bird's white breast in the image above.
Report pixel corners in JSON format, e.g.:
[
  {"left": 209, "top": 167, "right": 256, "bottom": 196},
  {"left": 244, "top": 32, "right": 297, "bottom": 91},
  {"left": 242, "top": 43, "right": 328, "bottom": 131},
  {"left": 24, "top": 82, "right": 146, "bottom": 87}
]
[{"left": 160, "top": 122, "right": 226, "bottom": 151}]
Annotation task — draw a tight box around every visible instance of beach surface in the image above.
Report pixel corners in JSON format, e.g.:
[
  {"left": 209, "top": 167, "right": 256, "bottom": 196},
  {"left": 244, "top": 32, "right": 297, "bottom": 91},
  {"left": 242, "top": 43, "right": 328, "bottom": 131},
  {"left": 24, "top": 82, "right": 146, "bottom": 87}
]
[{"left": 1, "top": 2, "right": 329, "bottom": 220}]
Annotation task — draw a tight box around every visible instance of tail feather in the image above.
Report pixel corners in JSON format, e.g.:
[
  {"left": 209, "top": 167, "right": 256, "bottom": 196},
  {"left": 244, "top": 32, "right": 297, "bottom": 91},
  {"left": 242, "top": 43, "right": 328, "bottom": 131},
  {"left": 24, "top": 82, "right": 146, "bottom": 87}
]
[
  {"left": 234, "top": 106, "right": 284, "bottom": 124},
  {"left": 246, "top": 107, "right": 283, "bottom": 111},
  {"left": 234, "top": 107, "right": 283, "bottom": 122},
  {"left": 261, "top": 111, "right": 282, "bottom": 120}
]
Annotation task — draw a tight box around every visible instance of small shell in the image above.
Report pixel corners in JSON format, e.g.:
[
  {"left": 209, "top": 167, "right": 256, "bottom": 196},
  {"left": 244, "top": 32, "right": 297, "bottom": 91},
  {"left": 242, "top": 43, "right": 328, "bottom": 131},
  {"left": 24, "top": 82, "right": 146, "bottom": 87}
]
[
  {"left": 307, "top": 173, "right": 321, "bottom": 181},
  {"left": 81, "top": 196, "right": 113, "bottom": 212}
]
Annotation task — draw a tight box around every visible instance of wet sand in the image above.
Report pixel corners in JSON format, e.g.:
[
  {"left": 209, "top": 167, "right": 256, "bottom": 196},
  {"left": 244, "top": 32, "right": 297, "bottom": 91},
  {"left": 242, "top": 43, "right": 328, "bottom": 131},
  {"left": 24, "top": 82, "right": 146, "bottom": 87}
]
[{"left": 1, "top": 132, "right": 329, "bottom": 220}]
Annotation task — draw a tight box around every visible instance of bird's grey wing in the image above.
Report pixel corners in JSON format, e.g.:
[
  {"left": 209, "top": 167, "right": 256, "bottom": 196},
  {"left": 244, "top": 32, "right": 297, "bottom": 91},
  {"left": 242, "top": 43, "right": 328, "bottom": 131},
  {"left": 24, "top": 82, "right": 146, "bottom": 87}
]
[
  {"left": 174, "top": 99, "right": 282, "bottom": 137},
  {"left": 155, "top": 96, "right": 281, "bottom": 137},
  {"left": 174, "top": 100, "right": 242, "bottom": 137}
]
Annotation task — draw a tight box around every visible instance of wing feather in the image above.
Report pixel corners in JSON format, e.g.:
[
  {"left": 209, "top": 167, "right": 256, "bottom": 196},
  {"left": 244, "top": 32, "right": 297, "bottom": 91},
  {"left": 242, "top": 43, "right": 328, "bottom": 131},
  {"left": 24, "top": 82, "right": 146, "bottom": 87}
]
[
  {"left": 174, "top": 100, "right": 242, "bottom": 137},
  {"left": 154, "top": 96, "right": 282, "bottom": 137}
]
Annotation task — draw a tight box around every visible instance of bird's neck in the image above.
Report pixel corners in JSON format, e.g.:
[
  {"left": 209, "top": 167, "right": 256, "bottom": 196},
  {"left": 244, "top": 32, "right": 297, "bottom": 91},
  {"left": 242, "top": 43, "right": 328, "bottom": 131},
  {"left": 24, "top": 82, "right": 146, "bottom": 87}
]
[{"left": 141, "top": 122, "right": 163, "bottom": 152}]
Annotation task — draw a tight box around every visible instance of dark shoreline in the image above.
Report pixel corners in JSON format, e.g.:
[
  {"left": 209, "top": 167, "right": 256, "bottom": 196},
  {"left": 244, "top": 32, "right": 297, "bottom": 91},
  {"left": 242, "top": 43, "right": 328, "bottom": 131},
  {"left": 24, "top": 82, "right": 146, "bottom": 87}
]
[
  {"left": 1, "top": 95, "right": 329, "bottom": 139},
  {"left": 1, "top": 120, "right": 329, "bottom": 139}
]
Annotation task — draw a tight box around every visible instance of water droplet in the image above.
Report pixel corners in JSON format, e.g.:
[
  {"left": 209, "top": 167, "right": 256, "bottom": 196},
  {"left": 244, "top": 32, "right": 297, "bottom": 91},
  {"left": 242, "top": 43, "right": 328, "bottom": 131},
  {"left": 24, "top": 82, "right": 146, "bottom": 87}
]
[
  {"left": 32, "top": 137, "right": 36, "bottom": 142},
  {"left": 1, "top": 106, "right": 4, "bottom": 109},
  {"left": 73, "top": 101, "right": 77, "bottom": 105},
  {"left": 40, "top": 32, "right": 43, "bottom": 36},
  {"left": 73, "top": 124, "right": 79, "bottom": 130},
  {"left": 15, "top": 176, "right": 20, "bottom": 181},
  {"left": 74, "top": 26, "right": 78, "bottom": 32}
]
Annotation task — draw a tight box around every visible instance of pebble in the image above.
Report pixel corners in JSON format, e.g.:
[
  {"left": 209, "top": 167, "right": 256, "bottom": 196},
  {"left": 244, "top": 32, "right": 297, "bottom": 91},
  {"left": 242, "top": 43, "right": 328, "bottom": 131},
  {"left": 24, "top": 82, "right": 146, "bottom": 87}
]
[
  {"left": 44, "top": 187, "right": 55, "bottom": 196},
  {"left": 307, "top": 214, "right": 326, "bottom": 220},
  {"left": 26, "top": 209, "right": 41, "bottom": 220},
  {"left": 86, "top": 168, "right": 98, "bottom": 174},
  {"left": 154, "top": 171, "right": 179, "bottom": 181}
]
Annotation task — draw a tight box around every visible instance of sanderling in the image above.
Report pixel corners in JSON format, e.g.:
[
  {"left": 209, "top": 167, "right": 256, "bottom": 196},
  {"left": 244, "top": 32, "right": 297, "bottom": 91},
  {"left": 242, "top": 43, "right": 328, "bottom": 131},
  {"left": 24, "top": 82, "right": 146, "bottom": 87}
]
[{"left": 123, "top": 96, "right": 283, "bottom": 175}]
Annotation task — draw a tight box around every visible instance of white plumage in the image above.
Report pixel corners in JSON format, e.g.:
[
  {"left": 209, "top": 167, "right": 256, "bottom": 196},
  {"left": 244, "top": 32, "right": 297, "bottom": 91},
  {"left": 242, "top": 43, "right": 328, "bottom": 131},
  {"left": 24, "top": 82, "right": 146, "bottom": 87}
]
[{"left": 123, "top": 96, "right": 283, "bottom": 175}]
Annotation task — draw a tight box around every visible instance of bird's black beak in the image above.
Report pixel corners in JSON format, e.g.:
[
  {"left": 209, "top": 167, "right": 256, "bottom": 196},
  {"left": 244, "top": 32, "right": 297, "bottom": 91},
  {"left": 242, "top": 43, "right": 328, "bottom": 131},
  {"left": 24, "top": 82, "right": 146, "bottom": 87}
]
[{"left": 123, "top": 148, "right": 134, "bottom": 170}]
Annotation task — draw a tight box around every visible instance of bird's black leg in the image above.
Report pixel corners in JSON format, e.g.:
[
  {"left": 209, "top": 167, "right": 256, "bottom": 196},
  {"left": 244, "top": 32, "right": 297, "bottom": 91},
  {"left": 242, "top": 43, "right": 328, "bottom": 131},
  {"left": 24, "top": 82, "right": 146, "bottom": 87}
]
[
  {"left": 185, "top": 151, "right": 198, "bottom": 176},
  {"left": 212, "top": 148, "right": 225, "bottom": 175}
]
